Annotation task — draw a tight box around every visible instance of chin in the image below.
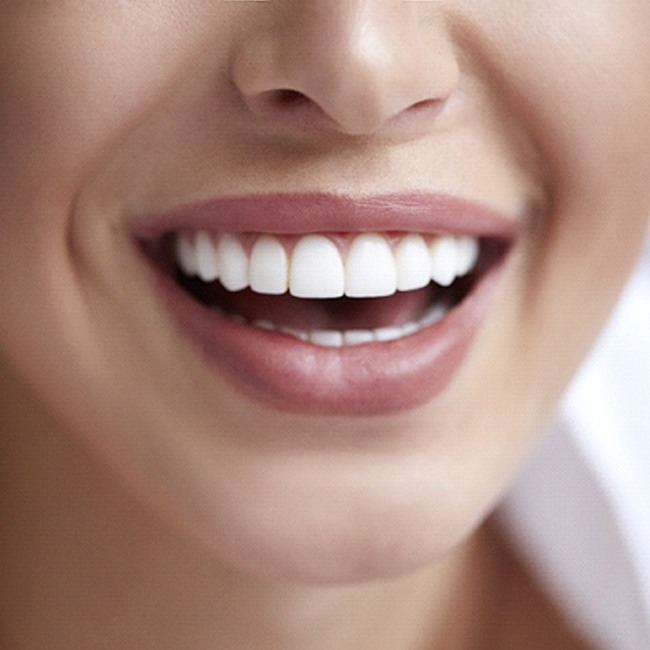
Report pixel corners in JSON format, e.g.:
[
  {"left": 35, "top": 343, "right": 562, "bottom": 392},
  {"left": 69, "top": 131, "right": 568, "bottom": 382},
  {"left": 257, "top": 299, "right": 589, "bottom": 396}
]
[{"left": 152, "top": 443, "right": 493, "bottom": 584}]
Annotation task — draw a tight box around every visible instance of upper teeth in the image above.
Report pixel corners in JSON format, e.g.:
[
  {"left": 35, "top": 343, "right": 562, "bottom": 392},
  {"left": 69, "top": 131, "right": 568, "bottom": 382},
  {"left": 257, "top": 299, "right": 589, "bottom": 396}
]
[{"left": 175, "top": 232, "right": 479, "bottom": 299}]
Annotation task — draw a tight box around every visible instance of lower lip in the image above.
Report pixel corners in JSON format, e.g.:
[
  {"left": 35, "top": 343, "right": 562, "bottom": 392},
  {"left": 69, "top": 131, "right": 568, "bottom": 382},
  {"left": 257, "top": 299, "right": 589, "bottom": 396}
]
[{"left": 145, "top": 255, "right": 507, "bottom": 417}]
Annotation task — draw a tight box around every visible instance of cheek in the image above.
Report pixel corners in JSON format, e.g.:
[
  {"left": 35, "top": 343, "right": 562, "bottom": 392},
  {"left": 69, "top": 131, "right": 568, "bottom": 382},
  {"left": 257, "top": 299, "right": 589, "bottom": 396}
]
[
  {"left": 0, "top": 6, "right": 222, "bottom": 207},
  {"left": 460, "top": 1, "right": 650, "bottom": 193},
  {"left": 449, "top": 1, "right": 650, "bottom": 418},
  {"left": 489, "top": 2, "right": 650, "bottom": 325}
]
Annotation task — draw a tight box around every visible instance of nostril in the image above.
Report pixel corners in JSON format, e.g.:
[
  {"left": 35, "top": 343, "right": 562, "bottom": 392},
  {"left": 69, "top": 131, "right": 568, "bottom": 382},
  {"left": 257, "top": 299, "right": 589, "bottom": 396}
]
[
  {"left": 256, "top": 88, "right": 445, "bottom": 137},
  {"left": 411, "top": 99, "right": 437, "bottom": 112},
  {"left": 254, "top": 88, "right": 342, "bottom": 128},
  {"left": 275, "top": 89, "right": 310, "bottom": 105},
  {"left": 270, "top": 89, "right": 312, "bottom": 109}
]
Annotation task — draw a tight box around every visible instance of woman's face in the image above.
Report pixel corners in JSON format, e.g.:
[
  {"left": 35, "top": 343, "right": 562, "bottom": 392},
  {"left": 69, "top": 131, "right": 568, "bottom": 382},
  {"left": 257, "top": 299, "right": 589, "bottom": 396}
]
[{"left": 1, "top": 0, "right": 649, "bottom": 581}]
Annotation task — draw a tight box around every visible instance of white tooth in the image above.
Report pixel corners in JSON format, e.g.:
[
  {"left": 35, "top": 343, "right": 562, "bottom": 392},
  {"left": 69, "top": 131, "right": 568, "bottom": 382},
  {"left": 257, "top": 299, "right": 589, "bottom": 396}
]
[
  {"left": 229, "top": 313, "right": 247, "bottom": 325},
  {"left": 209, "top": 304, "right": 224, "bottom": 316},
  {"left": 345, "top": 233, "right": 397, "bottom": 297},
  {"left": 280, "top": 326, "right": 309, "bottom": 342},
  {"left": 343, "top": 330, "right": 376, "bottom": 346},
  {"left": 249, "top": 235, "right": 288, "bottom": 295},
  {"left": 290, "top": 235, "right": 345, "bottom": 298},
  {"left": 309, "top": 330, "right": 344, "bottom": 347},
  {"left": 429, "top": 236, "right": 458, "bottom": 287},
  {"left": 455, "top": 236, "right": 480, "bottom": 277},
  {"left": 373, "top": 326, "right": 404, "bottom": 342},
  {"left": 400, "top": 321, "right": 421, "bottom": 337},
  {"left": 419, "top": 303, "right": 449, "bottom": 328},
  {"left": 195, "top": 231, "right": 220, "bottom": 282},
  {"left": 253, "top": 319, "right": 276, "bottom": 331},
  {"left": 217, "top": 234, "right": 249, "bottom": 292},
  {"left": 395, "top": 234, "right": 431, "bottom": 291},
  {"left": 176, "top": 233, "right": 198, "bottom": 276}
]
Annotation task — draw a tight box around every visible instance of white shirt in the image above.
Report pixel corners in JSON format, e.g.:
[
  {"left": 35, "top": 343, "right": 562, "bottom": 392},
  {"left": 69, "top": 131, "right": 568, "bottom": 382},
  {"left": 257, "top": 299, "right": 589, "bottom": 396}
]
[{"left": 499, "top": 233, "right": 650, "bottom": 650}]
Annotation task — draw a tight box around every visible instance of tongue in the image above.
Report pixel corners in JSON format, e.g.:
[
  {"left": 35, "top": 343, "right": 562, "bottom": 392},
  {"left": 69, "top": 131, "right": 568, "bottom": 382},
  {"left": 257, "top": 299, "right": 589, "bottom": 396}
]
[{"left": 187, "top": 279, "right": 437, "bottom": 331}]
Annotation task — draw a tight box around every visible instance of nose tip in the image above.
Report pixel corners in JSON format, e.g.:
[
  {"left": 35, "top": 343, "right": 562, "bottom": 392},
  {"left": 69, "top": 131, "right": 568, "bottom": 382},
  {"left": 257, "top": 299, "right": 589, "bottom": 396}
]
[{"left": 231, "top": 2, "right": 459, "bottom": 137}]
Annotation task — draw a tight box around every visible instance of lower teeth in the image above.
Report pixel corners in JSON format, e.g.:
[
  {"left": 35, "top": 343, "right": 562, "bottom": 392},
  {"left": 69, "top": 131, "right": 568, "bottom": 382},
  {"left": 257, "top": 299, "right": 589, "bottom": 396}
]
[{"left": 217, "top": 302, "right": 450, "bottom": 347}]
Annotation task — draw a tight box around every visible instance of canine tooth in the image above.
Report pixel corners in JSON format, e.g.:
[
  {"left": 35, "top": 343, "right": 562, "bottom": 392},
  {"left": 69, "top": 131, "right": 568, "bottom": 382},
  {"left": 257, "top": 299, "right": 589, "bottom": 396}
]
[
  {"left": 429, "top": 236, "right": 458, "bottom": 287},
  {"left": 309, "top": 330, "right": 344, "bottom": 347},
  {"left": 175, "top": 233, "right": 198, "bottom": 276},
  {"left": 249, "top": 235, "right": 288, "bottom": 295},
  {"left": 195, "top": 231, "right": 219, "bottom": 282},
  {"left": 343, "top": 330, "right": 376, "bottom": 346},
  {"left": 290, "top": 235, "right": 345, "bottom": 298},
  {"left": 217, "top": 234, "right": 249, "bottom": 292},
  {"left": 345, "top": 233, "right": 397, "bottom": 297},
  {"left": 456, "top": 236, "right": 480, "bottom": 276},
  {"left": 395, "top": 234, "right": 431, "bottom": 291}
]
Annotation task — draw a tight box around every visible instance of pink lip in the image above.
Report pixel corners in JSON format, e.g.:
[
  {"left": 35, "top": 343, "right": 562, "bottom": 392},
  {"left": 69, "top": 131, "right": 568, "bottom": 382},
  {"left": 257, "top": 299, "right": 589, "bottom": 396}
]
[
  {"left": 132, "top": 192, "right": 518, "bottom": 238},
  {"left": 136, "top": 192, "right": 518, "bottom": 416}
]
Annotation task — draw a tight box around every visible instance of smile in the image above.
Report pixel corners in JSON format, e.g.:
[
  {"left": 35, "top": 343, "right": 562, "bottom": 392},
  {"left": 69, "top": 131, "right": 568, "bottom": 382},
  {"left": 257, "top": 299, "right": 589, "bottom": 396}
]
[
  {"left": 136, "top": 192, "right": 518, "bottom": 415},
  {"left": 174, "top": 230, "right": 480, "bottom": 345}
]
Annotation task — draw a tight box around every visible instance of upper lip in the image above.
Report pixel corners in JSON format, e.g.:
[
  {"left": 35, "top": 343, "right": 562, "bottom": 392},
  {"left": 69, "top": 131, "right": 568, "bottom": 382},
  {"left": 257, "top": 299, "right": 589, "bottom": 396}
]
[{"left": 130, "top": 192, "right": 521, "bottom": 239}]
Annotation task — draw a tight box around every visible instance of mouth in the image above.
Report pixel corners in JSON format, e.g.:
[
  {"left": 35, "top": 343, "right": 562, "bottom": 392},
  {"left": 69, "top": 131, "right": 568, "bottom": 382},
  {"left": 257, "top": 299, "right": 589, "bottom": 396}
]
[{"left": 136, "top": 193, "right": 517, "bottom": 416}]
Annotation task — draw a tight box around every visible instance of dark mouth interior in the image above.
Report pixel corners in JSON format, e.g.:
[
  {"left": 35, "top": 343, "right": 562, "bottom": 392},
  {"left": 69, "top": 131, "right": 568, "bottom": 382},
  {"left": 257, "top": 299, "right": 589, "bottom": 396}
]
[
  {"left": 177, "top": 277, "right": 468, "bottom": 331},
  {"left": 144, "top": 235, "right": 506, "bottom": 334}
]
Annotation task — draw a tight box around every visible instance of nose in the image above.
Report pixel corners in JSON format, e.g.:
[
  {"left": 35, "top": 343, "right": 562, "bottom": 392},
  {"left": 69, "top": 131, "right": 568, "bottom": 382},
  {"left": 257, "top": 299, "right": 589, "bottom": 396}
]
[{"left": 230, "top": 0, "right": 459, "bottom": 137}]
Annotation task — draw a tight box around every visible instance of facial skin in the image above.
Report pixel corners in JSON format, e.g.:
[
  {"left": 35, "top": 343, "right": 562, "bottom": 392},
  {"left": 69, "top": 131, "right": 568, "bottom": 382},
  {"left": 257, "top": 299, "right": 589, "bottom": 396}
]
[{"left": 0, "top": 0, "right": 649, "bottom": 602}]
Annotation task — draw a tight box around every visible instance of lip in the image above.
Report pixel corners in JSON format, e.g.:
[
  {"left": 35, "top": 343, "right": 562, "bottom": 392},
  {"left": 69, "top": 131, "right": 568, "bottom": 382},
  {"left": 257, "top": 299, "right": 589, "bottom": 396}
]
[
  {"left": 135, "top": 192, "right": 518, "bottom": 416},
  {"left": 132, "top": 192, "right": 518, "bottom": 238}
]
